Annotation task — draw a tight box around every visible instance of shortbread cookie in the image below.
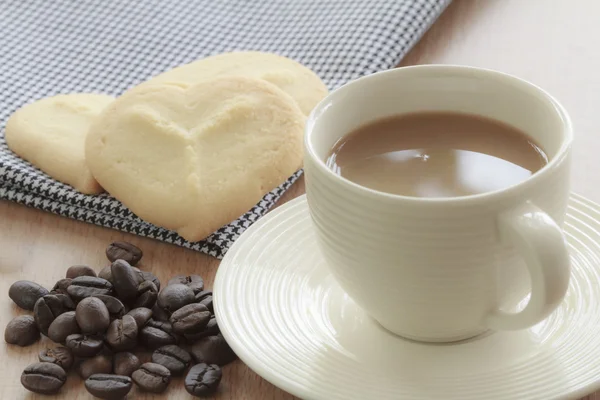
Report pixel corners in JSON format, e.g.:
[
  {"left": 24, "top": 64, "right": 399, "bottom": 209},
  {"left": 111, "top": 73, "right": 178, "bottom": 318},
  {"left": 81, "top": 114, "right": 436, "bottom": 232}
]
[
  {"left": 140, "top": 51, "right": 328, "bottom": 116},
  {"left": 5, "top": 93, "right": 114, "bottom": 194},
  {"left": 86, "top": 77, "right": 305, "bottom": 242}
]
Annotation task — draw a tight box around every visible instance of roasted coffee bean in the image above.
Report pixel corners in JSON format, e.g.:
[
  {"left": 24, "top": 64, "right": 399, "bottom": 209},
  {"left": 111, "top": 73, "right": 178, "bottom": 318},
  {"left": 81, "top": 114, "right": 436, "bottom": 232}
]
[
  {"left": 85, "top": 374, "right": 133, "bottom": 399},
  {"left": 9, "top": 280, "right": 49, "bottom": 310},
  {"left": 185, "top": 363, "right": 222, "bottom": 397},
  {"left": 54, "top": 293, "right": 76, "bottom": 310},
  {"left": 132, "top": 280, "right": 158, "bottom": 309},
  {"left": 94, "top": 294, "right": 126, "bottom": 320},
  {"left": 113, "top": 352, "right": 141, "bottom": 377},
  {"left": 21, "top": 362, "right": 67, "bottom": 395},
  {"left": 158, "top": 283, "right": 195, "bottom": 313},
  {"left": 147, "top": 319, "right": 174, "bottom": 332},
  {"left": 139, "top": 326, "right": 179, "bottom": 349},
  {"left": 168, "top": 275, "right": 204, "bottom": 294},
  {"left": 47, "top": 311, "right": 80, "bottom": 343},
  {"left": 66, "top": 334, "right": 104, "bottom": 357},
  {"left": 79, "top": 354, "right": 113, "bottom": 380},
  {"left": 152, "top": 303, "right": 170, "bottom": 321},
  {"left": 66, "top": 265, "right": 97, "bottom": 279},
  {"left": 111, "top": 259, "right": 143, "bottom": 301},
  {"left": 106, "top": 241, "right": 143, "bottom": 265},
  {"left": 170, "top": 303, "right": 211, "bottom": 334},
  {"left": 194, "top": 290, "right": 214, "bottom": 313},
  {"left": 204, "top": 315, "right": 219, "bottom": 335},
  {"left": 42, "top": 293, "right": 76, "bottom": 316},
  {"left": 132, "top": 362, "right": 171, "bottom": 393},
  {"left": 67, "top": 276, "right": 113, "bottom": 300},
  {"left": 50, "top": 278, "right": 72, "bottom": 295},
  {"left": 185, "top": 315, "right": 220, "bottom": 342},
  {"left": 141, "top": 270, "right": 161, "bottom": 292},
  {"left": 151, "top": 345, "right": 192, "bottom": 375},
  {"left": 191, "top": 334, "right": 237, "bottom": 366},
  {"left": 106, "top": 315, "right": 138, "bottom": 351},
  {"left": 97, "top": 265, "right": 113, "bottom": 283},
  {"left": 34, "top": 294, "right": 68, "bottom": 335},
  {"left": 126, "top": 307, "right": 153, "bottom": 328},
  {"left": 39, "top": 347, "right": 74, "bottom": 370},
  {"left": 5, "top": 315, "right": 39, "bottom": 346},
  {"left": 76, "top": 297, "right": 110, "bottom": 334}
]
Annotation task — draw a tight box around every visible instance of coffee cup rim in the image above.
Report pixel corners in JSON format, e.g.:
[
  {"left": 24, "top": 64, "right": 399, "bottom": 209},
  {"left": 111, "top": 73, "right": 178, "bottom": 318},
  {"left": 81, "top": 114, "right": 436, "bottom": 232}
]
[{"left": 305, "top": 65, "right": 573, "bottom": 205}]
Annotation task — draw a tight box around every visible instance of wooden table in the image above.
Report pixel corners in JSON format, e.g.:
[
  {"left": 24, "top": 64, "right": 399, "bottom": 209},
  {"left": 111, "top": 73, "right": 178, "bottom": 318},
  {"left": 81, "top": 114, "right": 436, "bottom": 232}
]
[{"left": 2, "top": 0, "right": 599, "bottom": 398}]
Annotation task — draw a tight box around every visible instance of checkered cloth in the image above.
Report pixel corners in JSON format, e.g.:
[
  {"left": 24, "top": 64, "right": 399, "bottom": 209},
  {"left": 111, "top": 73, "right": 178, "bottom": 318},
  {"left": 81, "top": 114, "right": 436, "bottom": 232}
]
[{"left": 0, "top": 0, "right": 451, "bottom": 258}]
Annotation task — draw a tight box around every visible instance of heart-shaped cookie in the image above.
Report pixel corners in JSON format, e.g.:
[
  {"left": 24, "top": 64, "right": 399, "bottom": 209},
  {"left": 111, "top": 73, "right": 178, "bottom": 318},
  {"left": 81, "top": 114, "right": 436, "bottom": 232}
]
[
  {"left": 6, "top": 93, "right": 114, "bottom": 194},
  {"left": 138, "top": 51, "right": 328, "bottom": 116},
  {"left": 86, "top": 77, "right": 305, "bottom": 242}
]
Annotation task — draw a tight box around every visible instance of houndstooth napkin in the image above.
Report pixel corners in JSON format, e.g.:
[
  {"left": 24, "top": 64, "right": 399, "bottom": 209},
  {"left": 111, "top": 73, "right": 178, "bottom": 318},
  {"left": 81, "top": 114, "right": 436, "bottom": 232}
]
[{"left": 0, "top": 0, "right": 451, "bottom": 258}]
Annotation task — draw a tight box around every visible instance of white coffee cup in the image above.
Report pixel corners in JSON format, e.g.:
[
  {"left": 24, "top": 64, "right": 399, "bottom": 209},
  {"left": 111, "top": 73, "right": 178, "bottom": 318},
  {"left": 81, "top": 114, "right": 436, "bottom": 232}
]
[{"left": 304, "top": 65, "right": 573, "bottom": 343}]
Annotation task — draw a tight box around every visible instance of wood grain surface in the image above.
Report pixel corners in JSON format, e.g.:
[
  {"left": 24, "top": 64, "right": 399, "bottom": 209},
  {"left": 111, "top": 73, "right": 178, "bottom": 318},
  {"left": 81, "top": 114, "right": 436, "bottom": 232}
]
[{"left": 2, "top": 0, "right": 600, "bottom": 399}]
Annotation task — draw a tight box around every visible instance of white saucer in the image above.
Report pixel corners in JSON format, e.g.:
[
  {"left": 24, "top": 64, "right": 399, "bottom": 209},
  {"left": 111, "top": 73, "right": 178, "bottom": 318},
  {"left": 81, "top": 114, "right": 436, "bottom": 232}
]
[{"left": 214, "top": 194, "right": 600, "bottom": 400}]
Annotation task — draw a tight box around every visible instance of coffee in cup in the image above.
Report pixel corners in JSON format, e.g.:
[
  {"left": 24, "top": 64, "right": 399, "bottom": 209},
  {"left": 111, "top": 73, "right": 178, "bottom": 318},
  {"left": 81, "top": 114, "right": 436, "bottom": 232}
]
[
  {"left": 304, "top": 65, "right": 572, "bottom": 342},
  {"left": 326, "top": 111, "right": 548, "bottom": 198}
]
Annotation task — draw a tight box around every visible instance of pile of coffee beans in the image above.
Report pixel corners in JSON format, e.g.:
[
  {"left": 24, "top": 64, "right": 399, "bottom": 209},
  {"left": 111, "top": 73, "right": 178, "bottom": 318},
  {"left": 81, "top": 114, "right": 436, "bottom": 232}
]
[{"left": 4, "top": 241, "right": 235, "bottom": 398}]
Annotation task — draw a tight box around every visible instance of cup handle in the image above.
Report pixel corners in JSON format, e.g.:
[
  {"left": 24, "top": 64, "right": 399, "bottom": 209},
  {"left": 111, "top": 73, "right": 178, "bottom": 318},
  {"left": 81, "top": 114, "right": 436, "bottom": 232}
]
[{"left": 484, "top": 201, "right": 571, "bottom": 331}]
